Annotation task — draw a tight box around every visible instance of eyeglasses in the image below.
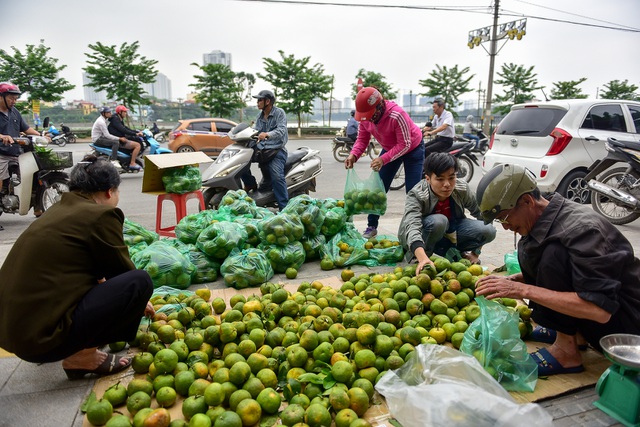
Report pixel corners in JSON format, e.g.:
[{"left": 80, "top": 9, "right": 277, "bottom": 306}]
[{"left": 6, "top": 95, "right": 19, "bottom": 102}]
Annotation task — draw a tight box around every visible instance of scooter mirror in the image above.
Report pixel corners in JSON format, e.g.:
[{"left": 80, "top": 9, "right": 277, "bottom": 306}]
[{"left": 42, "top": 116, "right": 50, "bottom": 129}]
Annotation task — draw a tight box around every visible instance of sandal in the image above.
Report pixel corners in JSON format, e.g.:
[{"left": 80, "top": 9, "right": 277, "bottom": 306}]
[
  {"left": 529, "top": 326, "right": 588, "bottom": 350},
  {"left": 530, "top": 347, "right": 584, "bottom": 376},
  {"left": 64, "top": 354, "right": 131, "bottom": 380}
]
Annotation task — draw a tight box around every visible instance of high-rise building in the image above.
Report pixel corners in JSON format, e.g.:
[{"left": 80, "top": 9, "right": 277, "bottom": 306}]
[
  {"left": 203, "top": 50, "right": 232, "bottom": 68},
  {"left": 143, "top": 73, "right": 172, "bottom": 101},
  {"left": 82, "top": 72, "right": 107, "bottom": 106},
  {"left": 343, "top": 97, "right": 352, "bottom": 110}
]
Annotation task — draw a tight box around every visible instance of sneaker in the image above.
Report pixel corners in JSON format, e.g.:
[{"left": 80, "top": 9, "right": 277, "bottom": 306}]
[
  {"left": 110, "top": 160, "right": 123, "bottom": 170},
  {"left": 362, "top": 226, "right": 378, "bottom": 239},
  {"left": 128, "top": 164, "right": 142, "bottom": 171}
]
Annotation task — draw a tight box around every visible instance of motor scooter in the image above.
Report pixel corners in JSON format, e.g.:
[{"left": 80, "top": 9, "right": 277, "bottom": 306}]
[
  {"left": 584, "top": 137, "right": 640, "bottom": 225},
  {"left": 60, "top": 123, "right": 77, "bottom": 144},
  {"left": 1, "top": 117, "right": 70, "bottom": 218},
  {"left": 89, "top": 129, "right": 171, "bottom": 173},
  {"left": 45, "top": 124, "right": 68, "bottom": 147},
  {"left": 332, "top": 126, "right": 380, "bottom": 162},
  {"left": 201, "top": 123, "right": 323, "bottom": 209}
]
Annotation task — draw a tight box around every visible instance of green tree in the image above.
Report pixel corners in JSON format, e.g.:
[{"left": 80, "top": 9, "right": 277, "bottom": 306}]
[
  {"left": 258, "top": 50, "right": 333, "bottom": 136},
  {"left": 0, "top": 40, "right": 75, "bottom": 114},
  {"left": 418, "top": 64, "right": 474, "bottom": 117},
  {"left": 549, "top": 78, "right": 588, "bottom": 100},
  {"left": 599, "top": 79, "right": 639, "bottom": 100},
  {"left": 235, "top": 71, "right": 256, "bottom": 122},
  {"left": 492, "top": 63, "right": 540, "bottom": 116},
  {"left": 190, "top": 63, "right": 245, "bottom": 117},
  {"left": 84, "top": 41, "right": 158, "bottom": 112},
  {"left": 351, "top": 69, "right": 396, "bottom": 101}
]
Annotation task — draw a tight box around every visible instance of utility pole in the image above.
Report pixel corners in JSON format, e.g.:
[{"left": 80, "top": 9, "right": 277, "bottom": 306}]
[
  {"left": 467, "top": 0, "right": 527, "bottom": 134},
  {"left": 484, "top": 0, "right": 500, "bottom": 135}
]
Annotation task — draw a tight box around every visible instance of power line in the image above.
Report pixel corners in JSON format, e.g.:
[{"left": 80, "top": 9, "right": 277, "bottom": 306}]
[{"left": 231, "top": 0, "right": 640, "bottom": 32}]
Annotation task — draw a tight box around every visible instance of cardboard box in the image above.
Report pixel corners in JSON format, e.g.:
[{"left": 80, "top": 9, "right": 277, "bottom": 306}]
[{"left": 142, "top": 152, "right": 213, "bottom": 195}]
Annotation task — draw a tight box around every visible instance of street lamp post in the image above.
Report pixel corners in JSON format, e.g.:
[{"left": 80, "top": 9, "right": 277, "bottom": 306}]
[{"left": 177, "top": 98, "right": 183, "bottom": 120}]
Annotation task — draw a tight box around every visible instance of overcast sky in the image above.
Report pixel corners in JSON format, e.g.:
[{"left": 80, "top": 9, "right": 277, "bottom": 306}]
[{"left": 3, "top": 0, "right": 639, "bottom": 106}]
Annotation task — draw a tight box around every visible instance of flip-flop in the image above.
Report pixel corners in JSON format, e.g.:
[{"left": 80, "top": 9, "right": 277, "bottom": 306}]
[
  {"left": 529, "top": 326, "right": 588, "bottom": 350},
  {"left": 63, "top": 354, "right": 132, "bottom": 380},
  {"left": 530, "top": 347, "right": 584, "bottom": 376}
]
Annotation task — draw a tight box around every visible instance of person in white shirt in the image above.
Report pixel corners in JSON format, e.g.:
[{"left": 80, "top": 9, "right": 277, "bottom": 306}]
[{"left": 423, "top": 97, "right": 455, "bottom": 159}]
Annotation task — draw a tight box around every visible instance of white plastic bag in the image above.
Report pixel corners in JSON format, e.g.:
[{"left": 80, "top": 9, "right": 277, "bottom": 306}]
[{"left": 375, "top": 345, "right": 553, "bottom": 427}]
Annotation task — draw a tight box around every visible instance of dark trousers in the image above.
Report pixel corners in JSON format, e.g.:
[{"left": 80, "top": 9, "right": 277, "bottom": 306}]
[
  {"left": 424, "top": 136, "right": 453, "bottom": 158},
  {"left": 528, "top": 242, "right": 625, "bottom": 352},
  {"left": 94, "top": 137, "right": 121, "bottom": 161},
  {"left": 25, "top": 270, "right": 153, "bottom": 363}
]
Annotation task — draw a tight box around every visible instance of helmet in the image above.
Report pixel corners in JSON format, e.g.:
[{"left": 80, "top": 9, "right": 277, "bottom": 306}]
[
  {"left": 350, "top": 109, "right": 355, "bottom": 117},
  {"left": 253, "top": 90, "right": 275, "bottom": 103},
  {"left": 355, "top": 87, "right": 384, "bottom": 122},
  {"left": 99, "top": 106, "right": 112, "bottom": 114},
  {"left": 476, "top": 164, "right": 538, "bottom": 224},
  {"left": 115, "top": 105, "right": 128, "bottom": 114},
  {"left": 0, "top": 82, "right": 21, "bottom": 96},
  {"left": 466, "top": 115, "right": 474, "bottom": 121}
]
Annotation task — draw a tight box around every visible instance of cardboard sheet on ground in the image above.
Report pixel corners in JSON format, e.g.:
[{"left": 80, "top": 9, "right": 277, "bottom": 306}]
[{"left": 86, "top": 275, "right": 612, "bottom": 426}]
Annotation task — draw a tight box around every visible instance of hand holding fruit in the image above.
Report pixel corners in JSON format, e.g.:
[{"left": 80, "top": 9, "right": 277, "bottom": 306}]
[
  {"left": 414, "top": 247, "right": 435, "bottom": 275},
  {"left": 144, "top": 302, "right": 155, "bottom": 318},
  {"left": 475, "top": 274, "right": 528, "bottom": 300}
]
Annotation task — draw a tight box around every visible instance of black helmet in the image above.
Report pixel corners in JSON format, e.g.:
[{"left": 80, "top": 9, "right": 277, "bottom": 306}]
[
  {"left": 99, "top": 106, "right": 112, "bottom": 114},
  {"left": 253, "top": 90, "right": 275, "bottom": 103},
  {"left": 350, "top": 109, "right": 355, "bottom": 117}
]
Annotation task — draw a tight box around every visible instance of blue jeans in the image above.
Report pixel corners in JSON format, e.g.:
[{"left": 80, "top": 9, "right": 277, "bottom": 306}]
[
  {"left": 368, "top": 141, "right": 425, "bottom": 228},
  {"left": 421, "top": 214, "right": 496, "bottom": 256},
  {"left": 241, "top": 148, "right": 289, "bottom": 209},
  {"left": 463, "top": 133, "right": 480, "bottom": 147}
]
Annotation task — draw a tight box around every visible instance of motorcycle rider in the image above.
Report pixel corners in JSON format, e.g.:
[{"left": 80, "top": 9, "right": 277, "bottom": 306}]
[
  {"left": 151, "top": 122, "right": 160, "bottom": 135},
  {"left": 423, "top": 97, "right": 455, "bottom": 158},
  {"left": 107, "top": 105, "right": 143, "bottom": 171},
  {"left": 91, "top": 107, "right": 138, "bottom": 171},
  {"left": 240, "top": 90, "right": 289, "bottom": 210},
  {"left": 0, "top": 82, "right": 46, "bottom": 229},
  {"left": 462, "top": 114, "right": 480, "bottom": 148},
  {"left": 346, "top": 109, "right": 359, "bottom": 142}
]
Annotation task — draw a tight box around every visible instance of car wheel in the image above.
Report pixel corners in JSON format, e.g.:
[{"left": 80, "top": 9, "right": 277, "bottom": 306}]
[
  {"left": 177, "top": 146, "right": 195, "bottom": 153},
  {"left": 557, "top": 170, "right": 590, "bottom": 204}
]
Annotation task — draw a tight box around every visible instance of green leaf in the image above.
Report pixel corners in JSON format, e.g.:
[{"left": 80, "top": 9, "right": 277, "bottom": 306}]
[
  {"left": 322, "top": 374, "right": 336, "bottom": 390},
  {"left": 81, "top": 391, "right": 97, "bottom": 413},
  {"left": 297, "top": 373, "right": 326, "bottom": 385}
]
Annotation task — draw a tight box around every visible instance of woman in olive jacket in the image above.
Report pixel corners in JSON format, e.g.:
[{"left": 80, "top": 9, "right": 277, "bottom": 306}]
[{"left": 0, "top": 155, "right": 154, "bottom": 380}]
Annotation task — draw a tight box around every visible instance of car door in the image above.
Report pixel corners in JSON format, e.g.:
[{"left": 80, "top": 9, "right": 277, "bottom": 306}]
[
  {"left": 625, "top": 103, "right": 640, "bottom": 143},
  {"left": 577, "top": 103, "right": 631, "bottom": 162},
  {"left": 189, "top": 120, "right": 213, "bottom": 151},
  {"left": 210, "top": 120, "right": 234, "bottom": 155}
]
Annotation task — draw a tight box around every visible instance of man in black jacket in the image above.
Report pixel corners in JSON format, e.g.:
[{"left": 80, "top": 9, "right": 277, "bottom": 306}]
[{"left": 106, "top": 105, "right": 142, "bottom": 170}]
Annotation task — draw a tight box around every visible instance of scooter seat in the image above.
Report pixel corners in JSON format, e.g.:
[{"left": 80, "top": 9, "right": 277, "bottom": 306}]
[
  {"left": 609, "top": 137, "right": 640, "bottom": 152},
  {"left": 286, "top": 149, "right": 307, "bottom": 167}
]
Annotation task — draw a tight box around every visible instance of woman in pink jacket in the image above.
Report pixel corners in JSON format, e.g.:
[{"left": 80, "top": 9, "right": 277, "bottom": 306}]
[{"left": 345, "top": 87, "right": 425, "bottom": 238}]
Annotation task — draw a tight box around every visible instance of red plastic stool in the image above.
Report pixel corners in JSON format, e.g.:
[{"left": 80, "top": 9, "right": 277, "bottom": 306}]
[{"left": 155, "top": 190, "right": 205, "bottom": 237}]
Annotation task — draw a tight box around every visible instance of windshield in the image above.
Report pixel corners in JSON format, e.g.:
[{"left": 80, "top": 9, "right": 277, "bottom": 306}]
[{"left": 497, "top": 108, "right": 567, "bottom": 137}]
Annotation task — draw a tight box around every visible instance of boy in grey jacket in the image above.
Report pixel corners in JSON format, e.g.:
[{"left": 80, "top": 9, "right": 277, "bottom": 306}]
[{"left": 398, "top": 153, "right": 496, "bottom": 274}]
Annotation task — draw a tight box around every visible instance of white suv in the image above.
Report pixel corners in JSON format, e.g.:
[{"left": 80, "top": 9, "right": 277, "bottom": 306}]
[{"left": 482, "top": 99, "right": 640, "bottom": 203}]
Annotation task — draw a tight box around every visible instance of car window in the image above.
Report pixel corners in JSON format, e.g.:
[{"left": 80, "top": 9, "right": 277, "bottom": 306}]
[
  {"left": 214, "top": 121, "right": 234, "bottom": 133},
  {"left": 189, "top": 121, "right": 212, "bottom": 132},
  {"left": 581, "top": 104, "right": 625, "bottom": 132},
  {"left": 628, "top": 106, "right": 640, "bottom": 134},
  {"left": 496, "top": 108, "right": 566, "bottom": 136}
]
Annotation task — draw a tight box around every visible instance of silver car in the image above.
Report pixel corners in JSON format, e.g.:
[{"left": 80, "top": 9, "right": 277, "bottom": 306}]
[{"left": 482, "top": 99, "right": 640, "bottom": 203}]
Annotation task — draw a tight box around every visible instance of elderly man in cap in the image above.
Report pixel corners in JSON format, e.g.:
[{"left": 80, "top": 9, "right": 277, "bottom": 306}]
[{"left": 474, "top": 163, "right": 640, "bottom": 375}]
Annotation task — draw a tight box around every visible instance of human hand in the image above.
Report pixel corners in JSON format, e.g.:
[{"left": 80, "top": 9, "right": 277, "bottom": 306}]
[
  {"left": 119, "top": 137, "right": 127, "bottom": 143},
  {"left": 370, "top": 157, "right": 384, "bottom": 172},
  {"left": 415, "top": 257, "right": 435, "bottom": 276},
  {"left": 344, "top": 154, "right": 356, "bottom": 169},
  {"left": 0, "top": 134, "right": 14, "bottom": 145},
  {"left": 475, "top": 275, "right": 527, "bottom": 300},
  {"left": 257, "top": 132, "right": 269, "bottom": 141},
  {"left": 144, "top": 301, "right": 155, "bottom": 318}
]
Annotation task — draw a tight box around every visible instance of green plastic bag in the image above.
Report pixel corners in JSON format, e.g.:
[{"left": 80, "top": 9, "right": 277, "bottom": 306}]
[
  {"left": 258, "top": 241, "right": 306, "bottom": 273},
  {"left": 217, "top": 189, "right": 258, "bottom": 217},
  {"left": 320, "top": 206, "right": 347, "bottom": 238},
  {"left": 505, "top": 250, "right": 522, "bottom": 275},
  {"left": 343, "top": 169, "right": 387, "bottom": 216},
  {"left": 220, "top": 248, "right": 274, "bottom": 289},
  {"left": 123, "top": 218, "right": 158, "bottom": 246},
  {"left": 301, "top": 234, "right": 326, "bottom": 261},
  {"left": 259, "top": 212, "right": 305, "bottom": 246},
  {"left": 363, "top": 234, "right": 405, "bottom": 266},
  {"left": 282, "top": 195, "right": 325, "bottom": 237},
  {"left": 460, "top": 296, "right": 538, "bottom": 392},
  {"left": 196, "top": 221, "right": 248, "bottom": 261},
  {"left": 162, "top": 165, "right": 202, "bottom": 194},
  {"left": 321, "top": 223, "right": 369, "bottom": 267},
  {"left": 131, "top": 241, "right": 196, "bottom": 289},
  {"left": 175, "top": 210, "right": 217, "bottom": 244},
  {"left": 186, "top": 244, "right": 220, "bottom": 284}
]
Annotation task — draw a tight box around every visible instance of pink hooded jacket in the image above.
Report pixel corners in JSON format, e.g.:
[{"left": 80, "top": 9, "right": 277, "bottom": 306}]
[{"left": 351, "top": 100, "right": 423, "bottom": 164}]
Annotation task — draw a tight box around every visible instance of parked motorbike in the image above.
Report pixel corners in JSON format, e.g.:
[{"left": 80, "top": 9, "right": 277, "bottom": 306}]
[
  {"left": 60, "top": 123, "right": 77, "bottom": 144},
  {"left": 201, "top": 123, "right": 323, "bottom": 209},
  {"left": 584, "top": 137, "right": 640, "bottom": 225},
  {"left": 89, "top": 129, "right": 171, "bottom": 174},
  {"left": 153, "top": 131, "right": 167, "bottom": 143},
  {"left": 45, "top": 124, "right": 68, "bottom": 147},
  {"left": 1, "top": 117, "right": 70, "bottom": 217},
  {"left": 390, "top": 140, "right": 479, "bottom": 190},
  {"left": 332, "top": 127, "right": 380, "bottom": 162},
  {"left": 456, "top": 129, "right": 489, "bottom": 155}
]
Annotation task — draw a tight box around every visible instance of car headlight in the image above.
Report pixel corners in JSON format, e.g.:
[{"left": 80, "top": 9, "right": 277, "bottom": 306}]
[{"left": 215, "top": 148, "right": 240, "bottom": 164}]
